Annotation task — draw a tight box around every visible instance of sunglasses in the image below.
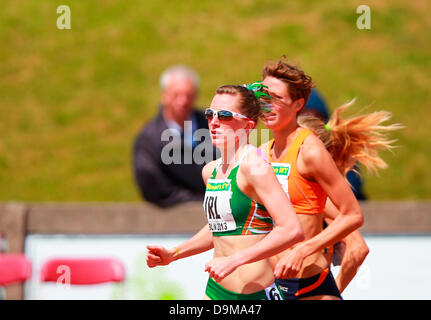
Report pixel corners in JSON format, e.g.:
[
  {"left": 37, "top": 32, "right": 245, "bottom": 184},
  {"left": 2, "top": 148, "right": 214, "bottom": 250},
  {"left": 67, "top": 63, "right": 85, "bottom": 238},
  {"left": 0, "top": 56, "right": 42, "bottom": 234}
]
[
  {"left": 259, "top": 98, "right": 273, "bottom": 114},
  {"left": 205, "top": 108, "right": 251, "bottom": 121}
]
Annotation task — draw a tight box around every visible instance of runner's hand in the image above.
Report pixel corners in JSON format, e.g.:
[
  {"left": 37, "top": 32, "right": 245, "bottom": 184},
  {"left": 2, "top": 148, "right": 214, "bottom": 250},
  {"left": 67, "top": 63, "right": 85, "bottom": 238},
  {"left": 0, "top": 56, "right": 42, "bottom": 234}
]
[
  {"left": 146, "top": 245, "right": 175, "bottom": 268},
  {"left": 205, "top": 256, "right": 238, "bottom": 282},
  {"left": 274, "top": 245, "right": 306, "bottom": 279}
]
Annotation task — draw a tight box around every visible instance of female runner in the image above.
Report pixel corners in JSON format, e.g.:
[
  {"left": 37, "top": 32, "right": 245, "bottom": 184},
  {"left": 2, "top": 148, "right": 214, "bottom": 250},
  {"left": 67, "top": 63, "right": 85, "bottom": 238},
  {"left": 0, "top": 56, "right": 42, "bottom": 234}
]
[
  {"left": 147, "top": 84, "right": 304, "bottom": 300},
  {"left": 258, "top": 57, "right": 400, "bottom": 299}
]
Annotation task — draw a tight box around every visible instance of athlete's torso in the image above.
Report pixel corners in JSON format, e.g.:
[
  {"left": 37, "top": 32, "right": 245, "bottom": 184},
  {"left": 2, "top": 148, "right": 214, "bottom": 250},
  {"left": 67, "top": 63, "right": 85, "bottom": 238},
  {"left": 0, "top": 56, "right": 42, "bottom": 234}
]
[
  {"left": 266, "top": 128, "right": 327, "bottom": 215},
  {"left": 203, "top": 145, "right": 273, "bottom": 236},
  {"left": 203, "top": 145, "right": 276, "bottom": 293},
  {"left": 261, "top": 128, "right": 330, "bottom": 278}
]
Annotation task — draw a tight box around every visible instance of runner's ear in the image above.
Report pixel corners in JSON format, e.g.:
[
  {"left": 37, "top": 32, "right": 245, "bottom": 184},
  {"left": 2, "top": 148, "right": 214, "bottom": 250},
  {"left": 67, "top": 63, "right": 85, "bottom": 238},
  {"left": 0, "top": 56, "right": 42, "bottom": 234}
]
[
  {"left": 294, "top": 98, "right": 305, "bottom": 113},
  {"left": 246, "top": 120, "right": 256, "bottom": 130}
]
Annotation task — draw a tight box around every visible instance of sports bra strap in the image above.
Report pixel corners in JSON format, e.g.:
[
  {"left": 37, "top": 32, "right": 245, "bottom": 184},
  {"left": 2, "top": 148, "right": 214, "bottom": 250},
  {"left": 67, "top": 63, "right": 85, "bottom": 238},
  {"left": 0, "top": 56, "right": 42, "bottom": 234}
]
[
  {"left": 267, "top": 129, "right": 313, "bottom": 163},
  {"left": 210, "top": 145, "right": 254, "bottom": 179},
  {"left": 286, "top": 129, "right": 313, "bottom": 164},
  {"left": 210, "top": 158, "right": 222, "bottom": 179},
  {"left": 235, "top": 145, "right": 253, "bottom": 167}
]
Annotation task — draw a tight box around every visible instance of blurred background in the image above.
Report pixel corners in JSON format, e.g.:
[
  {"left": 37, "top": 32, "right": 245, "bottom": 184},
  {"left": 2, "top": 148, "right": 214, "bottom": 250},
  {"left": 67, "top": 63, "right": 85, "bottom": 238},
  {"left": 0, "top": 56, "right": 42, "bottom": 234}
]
[{"left": 0, "top": 0, "right": 430, "bottom": 300}]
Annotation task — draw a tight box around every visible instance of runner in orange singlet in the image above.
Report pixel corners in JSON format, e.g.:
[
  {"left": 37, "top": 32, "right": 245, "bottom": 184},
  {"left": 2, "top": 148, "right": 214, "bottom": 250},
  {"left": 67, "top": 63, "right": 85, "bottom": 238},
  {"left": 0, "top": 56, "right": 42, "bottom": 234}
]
[{"left": 258, "top": 56, "right": 400, "bottom": 299}]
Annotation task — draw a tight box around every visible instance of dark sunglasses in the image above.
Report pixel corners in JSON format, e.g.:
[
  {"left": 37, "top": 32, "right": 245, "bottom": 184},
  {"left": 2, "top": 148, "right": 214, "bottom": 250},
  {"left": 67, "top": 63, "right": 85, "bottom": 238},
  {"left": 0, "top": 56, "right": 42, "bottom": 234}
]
[
  {"left": 204, "top": 108, "right": 251, "bottom": 121},
  {"left": 259, "top": 96, "right": 273, "bottom": 114}
]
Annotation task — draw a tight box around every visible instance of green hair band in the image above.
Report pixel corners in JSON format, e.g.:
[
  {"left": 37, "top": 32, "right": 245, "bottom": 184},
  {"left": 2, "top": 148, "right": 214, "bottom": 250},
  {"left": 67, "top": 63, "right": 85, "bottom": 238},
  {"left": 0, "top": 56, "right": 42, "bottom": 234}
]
[
  {"left": 244, "top": 82, "right": 272, "bottom": 100},
  {"left": 325, "top": 123, "right": 330, "bottom": 132}
]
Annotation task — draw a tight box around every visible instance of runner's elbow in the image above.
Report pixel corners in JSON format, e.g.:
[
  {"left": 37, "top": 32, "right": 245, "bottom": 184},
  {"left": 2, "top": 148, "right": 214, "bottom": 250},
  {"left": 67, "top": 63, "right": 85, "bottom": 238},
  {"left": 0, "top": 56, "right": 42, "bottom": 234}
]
[
  {"left": 290, "top": 225, "right": 305, "bottom": 244},
  {"left": 345, "top": 207, "right": 364, "bottom": 230},
  {"left": 358, "top": 243, "right": 370, "bottom": 261},
  {"left": 353, "top": 209, "right": 364, "bottom": 229}
]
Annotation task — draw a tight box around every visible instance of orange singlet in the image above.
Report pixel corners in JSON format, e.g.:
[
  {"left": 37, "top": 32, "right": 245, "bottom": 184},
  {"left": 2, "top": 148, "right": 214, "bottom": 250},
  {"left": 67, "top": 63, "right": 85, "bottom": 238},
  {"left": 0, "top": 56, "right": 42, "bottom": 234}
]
[
  {"left": 267, "top": 128, "right": 327, "bottom": 215},
  {"left": 267, "top": 129, "right": 342, "bottom": 300}
]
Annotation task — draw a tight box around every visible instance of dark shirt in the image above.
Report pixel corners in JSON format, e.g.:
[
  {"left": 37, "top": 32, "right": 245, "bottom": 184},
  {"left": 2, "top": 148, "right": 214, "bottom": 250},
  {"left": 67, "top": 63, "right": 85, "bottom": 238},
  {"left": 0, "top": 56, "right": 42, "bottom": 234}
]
[
  {"left": 346, "top": 167, "right": 367, "bottom": 200},
  {"left": 133, "top": 107, "right": 218, "bottom": 208}
]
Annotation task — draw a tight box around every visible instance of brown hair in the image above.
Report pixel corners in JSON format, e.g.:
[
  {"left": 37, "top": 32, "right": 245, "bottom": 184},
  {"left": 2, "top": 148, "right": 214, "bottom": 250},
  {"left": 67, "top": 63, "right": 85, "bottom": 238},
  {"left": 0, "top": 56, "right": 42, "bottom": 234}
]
[
  {"left": 298, "top": 99, "right": 402, "bottom": 176},
  {"left": 262, "top": 56, "right": 314, "bottom": 106},
  {"left": 215, "top": 85, "right": 261, "bottom": 124}
]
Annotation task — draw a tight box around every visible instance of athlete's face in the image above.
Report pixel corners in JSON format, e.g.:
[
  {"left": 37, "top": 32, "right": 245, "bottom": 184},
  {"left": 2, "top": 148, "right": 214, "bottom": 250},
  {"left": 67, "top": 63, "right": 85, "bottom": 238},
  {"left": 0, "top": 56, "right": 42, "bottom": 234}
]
[
  {"left": 261, "top": 76, "right": 304, "bottom": 131},
  {"left": 207, "top": 94, "right": 254, "bottom": 149}
]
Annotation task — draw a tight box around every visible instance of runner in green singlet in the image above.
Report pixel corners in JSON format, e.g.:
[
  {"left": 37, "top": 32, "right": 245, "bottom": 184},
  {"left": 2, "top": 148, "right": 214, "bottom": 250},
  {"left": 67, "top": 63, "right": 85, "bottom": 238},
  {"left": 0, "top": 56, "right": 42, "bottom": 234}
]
[{"left": 147, "top": 84, "right": 304, "bottom": 300}]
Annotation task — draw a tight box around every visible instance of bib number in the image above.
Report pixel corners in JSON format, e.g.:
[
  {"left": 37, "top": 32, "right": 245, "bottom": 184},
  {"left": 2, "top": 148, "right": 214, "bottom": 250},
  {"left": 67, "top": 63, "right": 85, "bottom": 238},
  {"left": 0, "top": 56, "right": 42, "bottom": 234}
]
[
  {"left": 265, "top": 283, "right": 284, "bottom": 300},
  {"left": 204, "top": 179, "right": 236, "bottom": 232},
  {"left": 271, "top": 163, "right": 291, "bottom": 198}
]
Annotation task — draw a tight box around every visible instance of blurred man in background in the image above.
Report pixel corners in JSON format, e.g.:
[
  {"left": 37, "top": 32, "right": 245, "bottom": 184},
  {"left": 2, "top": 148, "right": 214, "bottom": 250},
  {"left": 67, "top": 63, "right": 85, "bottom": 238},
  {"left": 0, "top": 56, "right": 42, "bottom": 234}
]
[
  {"left": 300, "top": 88, "right": 367, "bottom": 200},
  {"left": 133, "top": 65, "right": 217, "bottom": 208}
]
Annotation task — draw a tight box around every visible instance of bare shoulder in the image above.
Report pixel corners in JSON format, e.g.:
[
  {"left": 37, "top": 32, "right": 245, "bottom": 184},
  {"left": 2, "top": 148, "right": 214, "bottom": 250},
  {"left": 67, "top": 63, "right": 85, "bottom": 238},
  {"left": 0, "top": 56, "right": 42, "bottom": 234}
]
[
  {"left": 299, "top": 134, "right": 329, "bottom": 166},
  {"left": 239, "top": 147, "right": 272, "bottom": 181},
  {"left": 202, "top": 159, "right": 219, "bottom": 184},
  {"left": 298, "top": 134, "right": 336, "bottom": 180}
]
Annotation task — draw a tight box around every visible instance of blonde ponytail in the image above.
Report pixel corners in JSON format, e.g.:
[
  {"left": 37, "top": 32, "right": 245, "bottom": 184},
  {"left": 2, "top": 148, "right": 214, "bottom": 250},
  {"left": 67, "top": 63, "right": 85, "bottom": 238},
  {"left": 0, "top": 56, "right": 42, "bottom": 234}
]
[{"left": 298, "top": 99, "right": 402, "bottom": 176}]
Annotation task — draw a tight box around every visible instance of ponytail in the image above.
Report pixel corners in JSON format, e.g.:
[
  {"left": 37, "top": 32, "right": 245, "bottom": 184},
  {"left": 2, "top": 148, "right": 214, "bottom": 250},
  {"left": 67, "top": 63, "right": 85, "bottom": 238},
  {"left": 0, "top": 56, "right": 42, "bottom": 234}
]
[{"left": 298, "top": 99, "right": 402, "bottom": 176}]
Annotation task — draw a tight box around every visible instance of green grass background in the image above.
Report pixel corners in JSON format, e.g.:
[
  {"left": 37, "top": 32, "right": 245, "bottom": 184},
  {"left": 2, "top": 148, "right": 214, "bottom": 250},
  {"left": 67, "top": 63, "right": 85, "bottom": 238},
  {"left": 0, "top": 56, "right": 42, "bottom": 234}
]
[{"left": 0, "top": 0, "right": 430, "bottom": 201}]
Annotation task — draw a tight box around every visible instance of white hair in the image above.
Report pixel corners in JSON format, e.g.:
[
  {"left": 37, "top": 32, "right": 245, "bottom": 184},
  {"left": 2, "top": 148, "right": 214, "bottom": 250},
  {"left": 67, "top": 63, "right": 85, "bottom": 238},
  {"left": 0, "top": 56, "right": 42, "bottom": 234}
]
[{"left": 159, "top": 64, "right": 200, "bottom": 90}]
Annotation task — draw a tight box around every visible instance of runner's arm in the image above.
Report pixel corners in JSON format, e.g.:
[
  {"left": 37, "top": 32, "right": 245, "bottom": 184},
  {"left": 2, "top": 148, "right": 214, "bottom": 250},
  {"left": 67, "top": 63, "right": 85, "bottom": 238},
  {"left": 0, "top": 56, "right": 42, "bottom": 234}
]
[
  {"left": 205, "top": 152, "right": 304, "bottom": 281},
  {"left": 147, "top": 161, "right": 218, "bottom": 268},
  {"left": 274, "top": 137, "right": 364, "bottom": 279}
]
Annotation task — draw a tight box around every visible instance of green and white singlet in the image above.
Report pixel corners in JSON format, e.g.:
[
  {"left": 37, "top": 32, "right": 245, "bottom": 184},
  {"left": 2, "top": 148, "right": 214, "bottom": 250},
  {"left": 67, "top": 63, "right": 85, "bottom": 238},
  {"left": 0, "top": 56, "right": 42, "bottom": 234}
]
[
  {"left": 203, "top": 145, "right": 284, "bottom": 300},
  {"left": 203, "top": 145, "right": 274, "bottom": 236}
]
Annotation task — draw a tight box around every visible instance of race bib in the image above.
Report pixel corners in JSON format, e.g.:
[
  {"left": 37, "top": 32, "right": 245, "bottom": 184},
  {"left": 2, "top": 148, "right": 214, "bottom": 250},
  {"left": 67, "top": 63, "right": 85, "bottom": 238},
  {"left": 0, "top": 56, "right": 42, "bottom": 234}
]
[
  {"left": 265, "top": 282, "right": 284, "bottom": 300},
  {"left": 271, "top": 163, "right": 291, "bottom": 198},
  {"left": 204, "top": 179, "right": 237, "bottom": 232}
]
